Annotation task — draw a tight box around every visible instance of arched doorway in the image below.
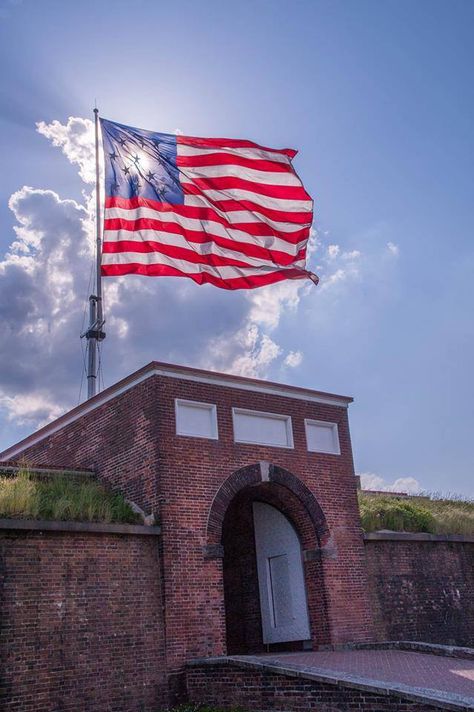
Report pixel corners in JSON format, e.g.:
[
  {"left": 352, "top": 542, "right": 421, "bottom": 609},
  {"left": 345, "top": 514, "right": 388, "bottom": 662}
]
[{"left": 220, "top": 473, "right": 328, "bottom": 654}]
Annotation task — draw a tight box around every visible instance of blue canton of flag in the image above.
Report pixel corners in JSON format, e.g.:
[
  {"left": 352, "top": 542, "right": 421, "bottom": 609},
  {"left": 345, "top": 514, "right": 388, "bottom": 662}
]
[{"left": 101, "top": 119, "right": 184, "bottom": 205}]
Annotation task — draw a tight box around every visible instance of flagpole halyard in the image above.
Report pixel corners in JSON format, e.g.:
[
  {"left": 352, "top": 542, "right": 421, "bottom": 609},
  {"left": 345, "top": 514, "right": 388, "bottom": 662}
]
[{"left": 85, "top": 107, "right": 106, "bottom": 399}]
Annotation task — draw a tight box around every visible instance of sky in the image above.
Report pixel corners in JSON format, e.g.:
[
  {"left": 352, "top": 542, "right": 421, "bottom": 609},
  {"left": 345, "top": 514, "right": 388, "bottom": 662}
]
[{"left": 0, "top": 0, "right": 473, "bottom": 495}]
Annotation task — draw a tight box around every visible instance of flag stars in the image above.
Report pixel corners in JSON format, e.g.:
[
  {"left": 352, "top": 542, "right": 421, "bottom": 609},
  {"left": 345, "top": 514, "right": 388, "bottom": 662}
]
[
  {"left": 132, "top": 154, "right": 141, "bottom": 165},
  {"left": 109, "top": 151, "right": 118, "bottom": 161},
  {"left": 130, "top": 175, "right": 141, "bottom": 192},
  {"left": 146, "top": 171, "right": 156, "bottom": 181},
  {"left": 123, "top": 166, "right": 131, "bottom": 175}
]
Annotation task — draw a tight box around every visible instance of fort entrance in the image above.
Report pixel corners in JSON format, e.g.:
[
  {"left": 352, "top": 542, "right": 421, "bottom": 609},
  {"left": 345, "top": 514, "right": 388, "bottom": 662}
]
[{"left": 215, "top": 465, "right": 331, "bottom": 654}]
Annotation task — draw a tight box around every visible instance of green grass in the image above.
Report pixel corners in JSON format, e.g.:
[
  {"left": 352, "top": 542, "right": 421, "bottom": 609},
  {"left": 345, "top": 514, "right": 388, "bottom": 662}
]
[
  {"left": 0, "top": 468, "right": 140, "bottom": 524},
  {"left": 358, "top": 491, "right": 474, "bottom": 535}
]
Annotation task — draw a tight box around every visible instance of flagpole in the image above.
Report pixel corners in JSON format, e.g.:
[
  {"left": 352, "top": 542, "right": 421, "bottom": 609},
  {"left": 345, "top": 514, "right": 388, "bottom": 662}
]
[
  {"left": 94, "top": 107, "right": 103, "bottom": 328},
  {"left": 85, "top": 107, "right": 105, "bottom": 399}
]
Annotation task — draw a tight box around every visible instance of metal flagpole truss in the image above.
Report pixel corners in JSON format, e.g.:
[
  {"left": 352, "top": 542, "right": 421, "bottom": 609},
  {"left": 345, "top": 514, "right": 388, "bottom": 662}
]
[{"left": 84, "top": 108, "right": 106, "bottom": 399}]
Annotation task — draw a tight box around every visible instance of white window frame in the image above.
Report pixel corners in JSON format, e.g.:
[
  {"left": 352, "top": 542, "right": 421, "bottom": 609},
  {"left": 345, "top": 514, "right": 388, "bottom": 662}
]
[
  {"left": 175, "top": 398, "right": 218, "bottom": 440},
  {"left": 304, "top": 419, "right": 340, "bottom": 455},
  {"left": 232, "top": 407, "right": 294, "bottom": 449}
]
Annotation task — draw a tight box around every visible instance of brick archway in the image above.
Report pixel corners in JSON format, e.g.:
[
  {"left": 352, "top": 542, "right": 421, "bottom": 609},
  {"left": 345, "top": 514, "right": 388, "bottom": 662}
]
[
  {"left": 206, "top": 463, "right": 332, "bottom": 652},
  {"left": 206, "top": 462, "right": 330, "bottom": 549}
]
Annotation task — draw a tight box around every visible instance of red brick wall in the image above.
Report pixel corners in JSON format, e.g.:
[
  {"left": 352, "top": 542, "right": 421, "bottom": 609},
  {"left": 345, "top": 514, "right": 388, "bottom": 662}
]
[
  {"left": 0, "top": 530, "right": 166, "bottom": 712},
  {"left": 19, "top": 378, "right": 162, "bottom": 514},
  {"left": 365, "top": 539, "right": 474, "bottom": 647},
  {"left": 18, "top": 373, "right": 374, "bottom": 673},
  {"left": 186, "top": 661, "right": 442, "bottom": 712}
]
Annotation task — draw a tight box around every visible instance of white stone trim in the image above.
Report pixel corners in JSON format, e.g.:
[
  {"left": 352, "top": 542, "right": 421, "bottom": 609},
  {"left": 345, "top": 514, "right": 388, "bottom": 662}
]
[
  {"left": 304, "top": 419, "right": 341, "bottom": 455},
  {"left": 174, "top": 398, "right": 218, "bottom": 440},
  {"left": 0, "top": 365, "right": 349, "bottom": 460},
  {"left": 232, "top": 407, "right": 294, "bottom": 449}
]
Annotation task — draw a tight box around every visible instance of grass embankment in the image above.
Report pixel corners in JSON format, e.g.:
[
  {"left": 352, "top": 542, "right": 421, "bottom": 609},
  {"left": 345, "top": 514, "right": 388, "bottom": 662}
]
[
  {"left": 358, "top": 491, "right": 474, "bottom": 535},
  {"left": 0, "top": 469, "right": 140, "bottom": 524}
]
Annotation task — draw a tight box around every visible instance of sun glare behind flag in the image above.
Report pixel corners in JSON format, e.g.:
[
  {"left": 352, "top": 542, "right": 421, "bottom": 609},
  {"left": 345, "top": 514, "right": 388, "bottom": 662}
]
[{"left": 100, "top": 118, "right": 316, "bottom": 290}]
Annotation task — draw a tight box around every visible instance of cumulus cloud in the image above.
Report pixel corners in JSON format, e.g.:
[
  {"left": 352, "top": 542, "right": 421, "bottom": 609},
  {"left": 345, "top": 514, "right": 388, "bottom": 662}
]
[
  {"left": 327, "top": 244, "right": 340, "bottom": 259},
  {"left": 0, "top": 392, "right": 63, "bottom": 428},
  {"left": 359, "top": 472, "right": 422, "bottom": 494},
  {"left": 284, "top": 351, "right": 303, "bottom": 368},
  {"left": 342, "top": 250, "right": 361, "bottom": 260},
  {"left": 246, "top": 280, "right": 302, "bottom": 330},
  {"left": 36, "top": 117, "right": 96, "bottom": 185}
]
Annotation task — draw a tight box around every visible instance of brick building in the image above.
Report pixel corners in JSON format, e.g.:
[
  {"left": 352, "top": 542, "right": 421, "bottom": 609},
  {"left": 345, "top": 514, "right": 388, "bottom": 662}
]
[{"left": 0, "top": 361, "right": 374, "bottom": 699}]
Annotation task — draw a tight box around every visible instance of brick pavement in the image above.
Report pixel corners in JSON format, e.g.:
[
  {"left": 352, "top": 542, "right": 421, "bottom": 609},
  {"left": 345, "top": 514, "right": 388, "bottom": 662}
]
[{"left": 257, "top": 649, "right": 474, "bottom": 700}]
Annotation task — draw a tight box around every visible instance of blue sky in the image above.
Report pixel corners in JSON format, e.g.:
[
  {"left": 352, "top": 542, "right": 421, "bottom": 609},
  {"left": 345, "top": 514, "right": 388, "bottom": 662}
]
[{"left": 0, "top": 0, "right": 473, "bottom": 495}]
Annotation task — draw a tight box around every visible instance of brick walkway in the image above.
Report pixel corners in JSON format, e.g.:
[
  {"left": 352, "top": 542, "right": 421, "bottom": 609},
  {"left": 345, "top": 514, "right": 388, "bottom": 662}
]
[{"left": 256, "top": 649, "right": 474, "bottom": 701}]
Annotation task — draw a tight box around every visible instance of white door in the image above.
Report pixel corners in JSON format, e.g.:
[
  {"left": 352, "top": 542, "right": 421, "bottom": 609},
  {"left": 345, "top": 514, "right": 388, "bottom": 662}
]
[{"left": 253, "top": 502, "right": 311, "bottom": 644}]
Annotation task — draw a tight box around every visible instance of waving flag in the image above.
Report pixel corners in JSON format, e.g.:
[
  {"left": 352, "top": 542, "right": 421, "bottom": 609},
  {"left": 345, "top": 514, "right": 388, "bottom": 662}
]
[{"left": 100, "top": 118, "right": 316, "bottom": 290}]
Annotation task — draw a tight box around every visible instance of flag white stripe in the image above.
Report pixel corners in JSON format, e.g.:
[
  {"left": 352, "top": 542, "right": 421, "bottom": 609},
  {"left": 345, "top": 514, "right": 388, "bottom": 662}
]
[
  {"left": 103, "top": 231, "right": 304, "bottom": 269},
  {"left": 178, "top": 163, "right": 301, "bottom": 186},
  {"left": 177, "top": 144, "right": 292, "bottom": 165},
  {"left": 104, "top": 208, "right": 307, "bottom": 252},
  {"left": 181, "top": 197, "right": 310, "bottom": 229},
  {"left": 181, "top": 184, "right": 312, "bottom": 212},
  {"left": 101, "top": 251, "right": 305, "bottom": 278}
]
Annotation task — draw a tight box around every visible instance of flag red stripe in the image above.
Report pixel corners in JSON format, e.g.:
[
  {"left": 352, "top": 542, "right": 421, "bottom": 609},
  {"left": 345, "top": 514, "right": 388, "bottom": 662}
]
[
  {"left": 101, "top": 263, "right": 306, "bottom": 289},
  {"left": 102, "top": 240, "right": 258, "bottom": 268},
  {"left": 185, "top": 195, "right": 312, "bottom": 223},
  {"left": 177, "top": 153, "right": 292, "bottom": 173},
  {"left": 177, "top": 134, "right": 296, "bottom": 158},
  {"left": 103, "top": 235, "right": 306, "bottom": 267},
  {"left": 105, "top": 195, "right": 312, "bottom": 226},
  {"left": 104, "top": 216, "right": 309, "bottom": 245},
  {"left": 181, "top": 176, "right": 310, "bottom": 200}
]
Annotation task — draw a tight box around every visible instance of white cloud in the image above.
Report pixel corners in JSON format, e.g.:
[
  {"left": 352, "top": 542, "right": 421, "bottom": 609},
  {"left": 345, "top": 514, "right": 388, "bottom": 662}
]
[
  {"left": 284, "top": 351, "right": 303, "bottom": 368},
  {"left": 36, "top": 117, "right": 96, "bottom": 185},
  {"left": 318, "top": 268, "right": 349, "bottom": 291},
  {"left": 205, "top": 325, "right": 282, "bottom": 378},
  {"left": 387, "top": 241, "right": 399, "bottom": 257},
  {"left": 359, "top": 472, "right": 422, "bottom": 494},
  {"left": 0, "top": 392, "right": 63, "bottom": 428},
  {"left": 246, "top": 280, "right": 303, "bottom": 330},
  {"left": 327, "top": 244, "right": 340, "bottom": 259},
  {"left": 342, "top": 250, "right": 361, "bottom": 260}
]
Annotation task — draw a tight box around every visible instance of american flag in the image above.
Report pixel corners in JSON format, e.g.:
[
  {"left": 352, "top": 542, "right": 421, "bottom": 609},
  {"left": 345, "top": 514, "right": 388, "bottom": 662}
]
[{"left": 100, "top": 118, "right": 316, "bottom": 290}]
